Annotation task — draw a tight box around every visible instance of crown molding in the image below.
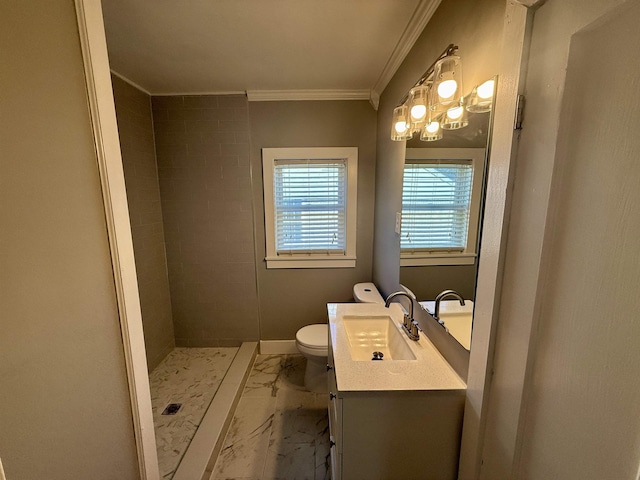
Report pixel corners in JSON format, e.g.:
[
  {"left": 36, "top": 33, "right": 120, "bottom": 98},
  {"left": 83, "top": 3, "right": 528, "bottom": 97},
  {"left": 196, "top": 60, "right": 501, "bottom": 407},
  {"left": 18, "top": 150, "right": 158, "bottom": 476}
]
[
  {"left": 369, "top": 90, "right": 380, "bottom": 111},
  {"left": 371, "top": 0, "right": 443, "bottom": 99},
  {"left": 109, "top": 70, "right": 152, "bottom": 96},
  {"left": 153, "top": 90, "right": 246, "bottom": 96},
  {"left": 110, "top": 72, "right": 247, "bottom": 97},
  {"left": 513, "top": 0, "right": 546, "bottom": 7},
  {"left": 246, "top": 89, "right": 372, "bottom": 103}
]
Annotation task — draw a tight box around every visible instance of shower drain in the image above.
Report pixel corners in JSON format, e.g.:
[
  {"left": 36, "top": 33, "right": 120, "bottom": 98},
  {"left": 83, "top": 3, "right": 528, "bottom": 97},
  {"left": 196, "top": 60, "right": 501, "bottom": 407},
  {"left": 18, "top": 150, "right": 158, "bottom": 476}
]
[{"left": 161, "top": 403, "right": 182, "bottom": 415}]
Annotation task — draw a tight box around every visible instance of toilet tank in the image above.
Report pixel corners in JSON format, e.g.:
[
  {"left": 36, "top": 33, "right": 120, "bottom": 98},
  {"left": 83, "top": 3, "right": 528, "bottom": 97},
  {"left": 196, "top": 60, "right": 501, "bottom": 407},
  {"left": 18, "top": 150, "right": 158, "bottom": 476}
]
[{"left": 353, "top": 282, "right": 384, "bottom": 304}]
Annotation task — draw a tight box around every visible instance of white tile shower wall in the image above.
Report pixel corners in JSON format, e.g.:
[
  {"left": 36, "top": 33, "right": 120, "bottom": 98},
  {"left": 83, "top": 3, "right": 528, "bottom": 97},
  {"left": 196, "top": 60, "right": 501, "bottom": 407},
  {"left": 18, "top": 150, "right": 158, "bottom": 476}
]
[{"left": 152, "top": 95, "right": 259, "bottom": 346}]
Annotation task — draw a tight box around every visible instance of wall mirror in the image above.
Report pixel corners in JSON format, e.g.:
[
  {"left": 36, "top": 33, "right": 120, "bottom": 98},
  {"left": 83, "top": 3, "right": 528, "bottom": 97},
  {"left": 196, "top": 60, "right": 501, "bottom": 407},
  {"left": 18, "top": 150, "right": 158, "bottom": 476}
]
[{"left": 398, "top": 77, "right": 497, "bottom": 351}]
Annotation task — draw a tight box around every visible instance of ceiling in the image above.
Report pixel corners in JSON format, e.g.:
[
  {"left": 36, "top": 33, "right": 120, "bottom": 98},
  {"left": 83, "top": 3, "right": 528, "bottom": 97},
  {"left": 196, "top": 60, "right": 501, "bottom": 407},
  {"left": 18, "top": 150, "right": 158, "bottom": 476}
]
[{"left": 101, "top": 0, "right": 439, "bottom": 100}]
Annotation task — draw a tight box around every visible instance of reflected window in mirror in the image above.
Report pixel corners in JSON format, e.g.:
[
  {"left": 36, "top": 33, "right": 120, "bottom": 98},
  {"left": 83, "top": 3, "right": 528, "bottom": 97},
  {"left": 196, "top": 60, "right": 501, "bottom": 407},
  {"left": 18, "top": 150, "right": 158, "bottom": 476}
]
[
  {"left": 398, "top": 76, "right": 497, "bottom": 352},
  {"left": 401, "top": 148, "right": 485, "bottom": 267}
]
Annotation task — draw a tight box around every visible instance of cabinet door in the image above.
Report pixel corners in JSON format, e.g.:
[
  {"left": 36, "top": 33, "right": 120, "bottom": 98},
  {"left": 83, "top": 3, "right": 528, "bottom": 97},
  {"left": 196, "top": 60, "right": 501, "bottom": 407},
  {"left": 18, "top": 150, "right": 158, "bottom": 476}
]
[{"left": 329, "top": 434, "right": 341, "bottom": 480}]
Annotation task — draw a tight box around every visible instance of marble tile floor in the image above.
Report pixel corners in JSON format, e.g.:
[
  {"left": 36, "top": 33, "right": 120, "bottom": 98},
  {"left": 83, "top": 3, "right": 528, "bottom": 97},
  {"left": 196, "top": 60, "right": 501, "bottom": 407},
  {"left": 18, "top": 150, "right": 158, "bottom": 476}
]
[
  {"left": 149, "top": 347, "right": 239, "bottom": 479},
  {"left": 209, "top": 354, "right": 331, "bottom": 480}
]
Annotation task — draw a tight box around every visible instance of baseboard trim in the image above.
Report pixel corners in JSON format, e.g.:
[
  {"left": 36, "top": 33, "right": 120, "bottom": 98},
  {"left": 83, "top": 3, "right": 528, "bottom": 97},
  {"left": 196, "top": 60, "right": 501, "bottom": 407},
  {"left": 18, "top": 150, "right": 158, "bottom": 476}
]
[{"left": 259, "top": 340, "right": 298, "bottom": 355}]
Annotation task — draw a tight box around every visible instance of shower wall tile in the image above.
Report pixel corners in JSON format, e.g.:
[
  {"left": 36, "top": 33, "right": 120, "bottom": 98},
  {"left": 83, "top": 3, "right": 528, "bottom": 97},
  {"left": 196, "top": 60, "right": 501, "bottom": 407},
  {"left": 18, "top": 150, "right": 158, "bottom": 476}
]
[
  {"left": 112, "top": 75, "right": 175, "bottom": 371},
  {"left": 152, "top": 94, "right": 259, "bottom": 347}
]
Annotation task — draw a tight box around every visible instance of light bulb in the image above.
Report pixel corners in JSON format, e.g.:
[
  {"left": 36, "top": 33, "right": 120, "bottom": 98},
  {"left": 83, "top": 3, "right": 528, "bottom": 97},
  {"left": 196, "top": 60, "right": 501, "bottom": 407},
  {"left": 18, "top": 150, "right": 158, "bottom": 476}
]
[
  {"left": 426, "top": 121, "right": 440, "bottom": 133},
  {"left": 395, "top": 121, "right": 408, "bottom": 133},
  {"left": 477, "top": 79, "right": 495, "bottom": 99},
  {"left": 411, "top": 104, "right": 427, "bottom": 120},
  {"left": 447, "top": 106, "right": 464, "bottom": 120},
  {"left": 438, "top": 79, "right": 458, "bottom": 99}
]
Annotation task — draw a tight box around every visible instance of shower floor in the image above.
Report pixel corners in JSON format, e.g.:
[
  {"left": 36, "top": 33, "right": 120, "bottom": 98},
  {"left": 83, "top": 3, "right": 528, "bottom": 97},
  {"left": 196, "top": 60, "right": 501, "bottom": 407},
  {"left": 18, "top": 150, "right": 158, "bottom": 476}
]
[{"left": 149, "top": 347, "right": 239, "bottom": 478}]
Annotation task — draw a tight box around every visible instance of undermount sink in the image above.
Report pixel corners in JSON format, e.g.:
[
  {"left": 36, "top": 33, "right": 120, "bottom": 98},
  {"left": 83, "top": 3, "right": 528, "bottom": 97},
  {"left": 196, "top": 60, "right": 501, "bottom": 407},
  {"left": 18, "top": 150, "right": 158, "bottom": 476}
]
[{"left": 342, "top": 315, "right": 417, "bottom": 361}]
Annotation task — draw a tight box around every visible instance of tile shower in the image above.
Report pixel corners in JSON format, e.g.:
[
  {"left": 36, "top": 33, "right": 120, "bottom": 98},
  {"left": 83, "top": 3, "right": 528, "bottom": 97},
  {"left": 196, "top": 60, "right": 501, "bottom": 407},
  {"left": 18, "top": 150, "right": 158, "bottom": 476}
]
[
  {"left": 111, "top": 76, "right": 263, "bottom": 475},
  {"left": 149, "top": 347, "right": 238, "bottom": 477}
]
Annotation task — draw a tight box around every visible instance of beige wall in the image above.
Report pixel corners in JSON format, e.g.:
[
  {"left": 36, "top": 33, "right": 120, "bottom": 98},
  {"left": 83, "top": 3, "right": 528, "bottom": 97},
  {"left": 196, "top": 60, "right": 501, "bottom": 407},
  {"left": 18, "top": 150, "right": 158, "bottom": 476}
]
[
  {"left": 249, "top": 101, "right": 377, "bottom": 339},
  {"left": 373, "top": 0, "right": 505, "bottom": 378},
  {"left": 112, "top": 75, "right": 175, "bottom": 370},
  {"left": 480, "top": 0, "right": 640, "bottom": 477},
  {"left": 151, "top": 95, "right": 259, "bottom": 346},
  {"left": 0, "top": 2, "right": 139, "bottom": 478}
]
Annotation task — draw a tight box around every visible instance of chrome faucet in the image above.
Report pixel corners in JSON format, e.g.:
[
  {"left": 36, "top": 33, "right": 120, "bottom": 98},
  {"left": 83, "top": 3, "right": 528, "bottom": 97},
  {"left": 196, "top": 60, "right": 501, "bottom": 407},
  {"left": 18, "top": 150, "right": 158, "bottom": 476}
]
[
  {"left": 384, "top": 291, "right": 420, "bottom": 341},
  {"left": 434, "top": 289, "right": 466, "bottom": 320}
]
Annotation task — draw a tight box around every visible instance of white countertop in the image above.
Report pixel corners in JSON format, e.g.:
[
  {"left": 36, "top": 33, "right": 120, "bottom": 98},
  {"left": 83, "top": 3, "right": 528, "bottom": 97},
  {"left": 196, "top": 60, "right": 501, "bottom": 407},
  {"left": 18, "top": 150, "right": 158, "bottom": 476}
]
[{"left": 328, "top": 303, "right": 466, "bottom": 392}]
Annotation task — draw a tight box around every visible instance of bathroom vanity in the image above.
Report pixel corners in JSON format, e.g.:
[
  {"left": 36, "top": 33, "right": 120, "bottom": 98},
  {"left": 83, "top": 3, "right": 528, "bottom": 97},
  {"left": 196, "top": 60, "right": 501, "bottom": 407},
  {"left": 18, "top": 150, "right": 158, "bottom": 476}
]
[{"left": 327, "top": 303, "right": 466, "bottom": 480}]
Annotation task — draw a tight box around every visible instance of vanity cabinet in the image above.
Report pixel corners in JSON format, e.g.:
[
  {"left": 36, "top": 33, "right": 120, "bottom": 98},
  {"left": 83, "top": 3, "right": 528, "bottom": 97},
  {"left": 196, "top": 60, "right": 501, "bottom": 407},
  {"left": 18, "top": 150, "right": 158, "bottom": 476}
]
[{"left": 327, "top": 304, "right": 466, "bottom": 480}]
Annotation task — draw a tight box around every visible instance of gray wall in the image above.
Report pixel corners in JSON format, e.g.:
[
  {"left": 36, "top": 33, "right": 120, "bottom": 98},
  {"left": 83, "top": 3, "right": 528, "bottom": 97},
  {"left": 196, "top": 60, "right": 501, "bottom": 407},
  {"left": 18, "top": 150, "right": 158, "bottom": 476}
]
[
  {"left": 249, "top": 101, "right": 377, "bottom": 339},
  {"left": 400, "top": 265, "right": 477, "bottom": 301},
  {"left": 480, "top": 0, "right": 640, "bottom": 477},
  {"left": 0, "top": 2, "right": 139, "bottom": 478},
  {"left": 112, "top": 75, "right": 175, "bottom": 371},
  {"left": 372, "top": 0, "right": 505, "bottom": 379},
  {"left": 152, "top": 95, "right": 259, "bottom": 346}
]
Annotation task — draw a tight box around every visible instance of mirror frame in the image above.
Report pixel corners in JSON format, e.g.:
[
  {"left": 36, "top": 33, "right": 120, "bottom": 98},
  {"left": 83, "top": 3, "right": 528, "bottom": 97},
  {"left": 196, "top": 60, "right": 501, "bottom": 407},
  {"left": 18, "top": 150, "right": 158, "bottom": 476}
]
[{"left": 458, "top": 2, "right": 535, "bottom": 478}]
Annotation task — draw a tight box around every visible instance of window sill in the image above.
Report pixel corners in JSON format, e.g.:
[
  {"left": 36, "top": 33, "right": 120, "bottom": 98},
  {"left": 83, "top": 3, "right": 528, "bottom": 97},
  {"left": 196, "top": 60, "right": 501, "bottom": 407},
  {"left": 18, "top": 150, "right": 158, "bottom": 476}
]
[
  {"left": 265, "top": 256, "right": 356, "bottom": 269},
  {"left": 400, "top": 253, "right": 476, "bottom": 267}
]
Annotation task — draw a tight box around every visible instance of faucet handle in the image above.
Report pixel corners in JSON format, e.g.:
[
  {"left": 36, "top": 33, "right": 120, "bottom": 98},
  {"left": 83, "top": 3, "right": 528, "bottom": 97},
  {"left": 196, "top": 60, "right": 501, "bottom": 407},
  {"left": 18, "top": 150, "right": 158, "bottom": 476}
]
[
  {"left": 410, "top": 320, "right": 421, "bottom": 338},
  {"left": 403, "top": 313, "right": 411, "bottom": 327}
]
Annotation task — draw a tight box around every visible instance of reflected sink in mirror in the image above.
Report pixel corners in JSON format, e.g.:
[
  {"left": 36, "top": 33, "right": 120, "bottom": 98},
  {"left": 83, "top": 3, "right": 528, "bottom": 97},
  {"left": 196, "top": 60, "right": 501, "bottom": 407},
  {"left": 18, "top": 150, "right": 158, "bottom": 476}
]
[
  {"left": 342, "top": 315, "right": 417, "bottom": 361},
  {"left": 420, "top": 300, "right": 474, "bottom": 350}
]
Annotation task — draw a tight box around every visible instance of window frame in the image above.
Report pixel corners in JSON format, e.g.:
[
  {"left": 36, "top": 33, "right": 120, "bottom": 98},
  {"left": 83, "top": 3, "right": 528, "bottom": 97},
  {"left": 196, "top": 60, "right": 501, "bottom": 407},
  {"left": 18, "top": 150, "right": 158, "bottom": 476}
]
[
  {"left": 262, "top": 147, "right": 358, "bottom": 269},
  {"left": 401, "top": 148, "right": 486, "bottom": 267}
]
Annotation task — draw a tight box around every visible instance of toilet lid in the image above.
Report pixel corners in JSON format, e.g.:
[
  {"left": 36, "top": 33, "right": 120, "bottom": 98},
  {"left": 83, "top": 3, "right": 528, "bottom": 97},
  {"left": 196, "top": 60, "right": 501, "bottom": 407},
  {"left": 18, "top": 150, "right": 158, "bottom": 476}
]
[{"left": 296, "top": 324, "right": 328, "bottom": 349}]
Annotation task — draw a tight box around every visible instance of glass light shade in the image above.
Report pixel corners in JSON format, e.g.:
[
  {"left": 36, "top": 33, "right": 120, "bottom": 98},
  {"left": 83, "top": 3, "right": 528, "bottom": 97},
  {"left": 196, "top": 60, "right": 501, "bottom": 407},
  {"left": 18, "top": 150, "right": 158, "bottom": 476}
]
[
  {"left": 466, "top": 78, "right": 496, "bottom": 113},
  {"left": 408, "top": 85, "right": 429, "bottom": 127},
  {"left": 390, "top": 105, "right": 413, "bottom": 141},
  {"left": 420, "top": 120, "right": 443, "bottom": 141},
  {"left": 441, "top": 102, "right": 469, "bottom": 130},
  {"left": 430, "top": 55, "right": 464, "bottom": 112}
]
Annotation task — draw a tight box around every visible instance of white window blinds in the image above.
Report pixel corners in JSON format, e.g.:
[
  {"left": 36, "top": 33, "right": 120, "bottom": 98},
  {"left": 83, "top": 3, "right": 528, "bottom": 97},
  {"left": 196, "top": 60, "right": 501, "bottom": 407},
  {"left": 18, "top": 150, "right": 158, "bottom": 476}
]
[
  {"left": 402, "top": 162, "right": 474, "bottom": 251},
  {"left": 273, "top": 159, "right": 347, "bottom": 255}
]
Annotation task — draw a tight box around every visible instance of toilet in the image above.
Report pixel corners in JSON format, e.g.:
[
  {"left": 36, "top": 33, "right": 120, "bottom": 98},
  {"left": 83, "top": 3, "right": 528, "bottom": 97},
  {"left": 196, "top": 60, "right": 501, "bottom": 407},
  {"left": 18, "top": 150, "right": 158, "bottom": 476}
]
[
  {"left": 295, "top": 282, "right": 384, "bottom": 392},
  {"left": 352, "top": 282, "right": 385, "bottom": 304},
  {"left": 295, "top": 324, "right": 329, "bottom": 393}
]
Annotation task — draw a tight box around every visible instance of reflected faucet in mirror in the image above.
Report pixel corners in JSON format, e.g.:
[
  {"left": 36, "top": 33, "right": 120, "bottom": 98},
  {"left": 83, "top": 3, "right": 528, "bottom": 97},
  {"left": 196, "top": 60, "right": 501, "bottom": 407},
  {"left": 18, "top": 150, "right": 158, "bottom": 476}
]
[{"left": 434, "top": 290, "right": 465, "bottom": 323}]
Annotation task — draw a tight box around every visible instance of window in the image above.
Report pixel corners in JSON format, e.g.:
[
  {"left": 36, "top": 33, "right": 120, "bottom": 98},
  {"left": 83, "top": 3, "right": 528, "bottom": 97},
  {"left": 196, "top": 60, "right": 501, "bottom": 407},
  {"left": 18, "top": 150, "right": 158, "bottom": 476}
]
[
  {"left": 262, "top": 147, "right": 357, "bottom": 268},
  {"left": 401, "top": 148, "right": 485, "bottom": 266}
]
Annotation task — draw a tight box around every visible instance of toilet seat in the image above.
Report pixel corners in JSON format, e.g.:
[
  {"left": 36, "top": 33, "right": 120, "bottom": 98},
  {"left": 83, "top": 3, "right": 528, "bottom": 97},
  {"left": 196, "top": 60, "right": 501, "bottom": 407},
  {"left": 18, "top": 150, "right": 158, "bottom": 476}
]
[{"left": 296, "top": 324, "right": 328, "bottom": 350}]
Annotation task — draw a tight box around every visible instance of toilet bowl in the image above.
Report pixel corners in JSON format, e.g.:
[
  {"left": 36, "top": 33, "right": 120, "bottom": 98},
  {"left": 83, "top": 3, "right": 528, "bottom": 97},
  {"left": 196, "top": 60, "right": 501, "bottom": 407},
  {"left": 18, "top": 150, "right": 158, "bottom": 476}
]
[
  {"left": 295, "top": 283, "right": 385, "bottom": 393},
  {"left": 295, "top": 324, "right": 329, "bottom": 393}
]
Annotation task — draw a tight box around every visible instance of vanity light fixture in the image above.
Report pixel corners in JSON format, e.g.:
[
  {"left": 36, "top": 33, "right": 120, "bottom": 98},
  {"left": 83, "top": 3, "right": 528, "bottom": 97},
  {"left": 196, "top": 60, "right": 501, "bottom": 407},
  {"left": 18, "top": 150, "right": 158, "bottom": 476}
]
[
  {"left": 430, "top": 55, "right": 464, "bottom": 113},
  {"left": 390, "top": 104, "right": 412, "bottom": 141},
  {"left": 391, "top": 44, "right": 459, "bottom": 142},
  {"left": 390, "top": 44, "right": 495, "bottom": 142},
  {"left": 408, "top": 85, "right": 429, "bottom": 129},
  {"left": 420, "top": 114, "right": 443, "bottom": 142}
]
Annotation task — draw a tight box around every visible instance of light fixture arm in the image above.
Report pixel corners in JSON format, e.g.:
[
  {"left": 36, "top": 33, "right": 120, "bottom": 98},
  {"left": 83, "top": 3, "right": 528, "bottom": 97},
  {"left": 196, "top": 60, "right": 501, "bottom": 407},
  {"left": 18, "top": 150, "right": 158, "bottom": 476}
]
[{"left": 397, "top": 44, "right": 458, "bottom": 107}]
